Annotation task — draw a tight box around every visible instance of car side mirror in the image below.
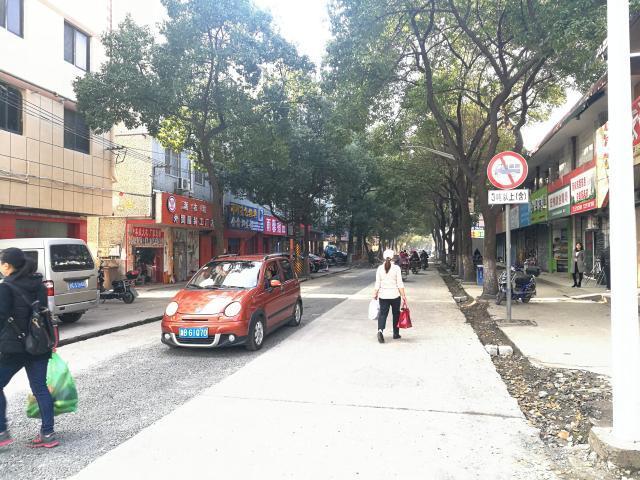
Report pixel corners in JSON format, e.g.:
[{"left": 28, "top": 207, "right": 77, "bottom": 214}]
[{"left": 270, "top": 279, "right": 282, "bottom": 288}]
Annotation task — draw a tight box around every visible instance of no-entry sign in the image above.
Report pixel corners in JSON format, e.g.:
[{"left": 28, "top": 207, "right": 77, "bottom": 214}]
[{"left": 487, "top": 151, "right": 528, "bottom": 190}]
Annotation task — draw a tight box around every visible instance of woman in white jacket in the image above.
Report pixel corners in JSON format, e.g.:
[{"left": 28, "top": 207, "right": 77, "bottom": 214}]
[{"left": 373, "top": 249, "right": 407, "bottom": 343}]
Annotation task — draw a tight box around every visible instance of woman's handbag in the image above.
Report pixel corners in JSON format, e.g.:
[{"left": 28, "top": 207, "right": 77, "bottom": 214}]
[
  {"left": 368, "top": 299, "right": 380, "bottom": 321},
  {"left": 397, "top": 301, "right": 412, "bottom": 329}
]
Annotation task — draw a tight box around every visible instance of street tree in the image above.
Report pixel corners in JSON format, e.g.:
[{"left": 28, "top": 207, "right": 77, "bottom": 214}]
[
  {"left": 326, "top": 0, "right": 609, "bottom": 294},
  {"left": 73, "top": 0, "right": 307, "bottom": 252}
]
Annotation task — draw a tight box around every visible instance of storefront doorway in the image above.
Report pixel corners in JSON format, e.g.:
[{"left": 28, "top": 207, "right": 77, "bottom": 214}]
[{"left": 133, "top": 247, "right": 163, "bottom": 283}]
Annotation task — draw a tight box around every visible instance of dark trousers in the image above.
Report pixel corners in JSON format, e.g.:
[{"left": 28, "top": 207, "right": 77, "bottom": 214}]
[
  {"left": 0, "top": 356, "right": 54, "bottom": 435},
  {"left": 573, "top": 262, "right": 583, "bottom": 287},
  {"left": 378, "top": 297, "right": 401, "bottom": 335},
  {"left": 604, "top": 263, "right": 611, "bottom": 289}
]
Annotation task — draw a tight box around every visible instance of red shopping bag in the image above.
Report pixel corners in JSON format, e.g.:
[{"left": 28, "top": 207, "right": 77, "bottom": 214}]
[{"left": 397, "top": 301, "right": 412, "bottom": 329}]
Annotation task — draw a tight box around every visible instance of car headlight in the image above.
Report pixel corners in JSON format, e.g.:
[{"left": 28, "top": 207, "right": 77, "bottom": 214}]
[
  {"left": 165, "top": 301, "right": 179, "bottom": 316},
  {"left": 223, "top": 302, "right": 242, "bottom": 317}
]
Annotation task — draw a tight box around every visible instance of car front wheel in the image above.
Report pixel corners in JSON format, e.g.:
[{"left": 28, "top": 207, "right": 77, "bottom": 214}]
[{"left": 246, "top": 316, "right": 266, "bottom": 351}]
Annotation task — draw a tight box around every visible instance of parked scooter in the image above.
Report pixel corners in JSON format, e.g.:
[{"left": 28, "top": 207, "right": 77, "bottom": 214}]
[
  {"left": 523, "top": 253, "right": 542, "bottom": 277},
  {"left": 495, "top": 267, "right": 536, "bottom": 305},
  {"left": 99, "top": 265, "right": 138, "bottom": 304}
]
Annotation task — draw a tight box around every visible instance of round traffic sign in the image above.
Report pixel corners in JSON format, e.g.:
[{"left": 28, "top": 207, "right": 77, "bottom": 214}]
[{"left": 487, "top": 151, "right": 528, "bottom": 190}]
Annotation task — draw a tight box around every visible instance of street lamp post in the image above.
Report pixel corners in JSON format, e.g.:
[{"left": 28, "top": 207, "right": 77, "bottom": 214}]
[{"left": 607, "top": 0, "right": 640, "bottom": 441}]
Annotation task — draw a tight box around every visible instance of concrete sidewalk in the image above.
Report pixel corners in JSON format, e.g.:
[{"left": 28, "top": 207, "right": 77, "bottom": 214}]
[
  {"left": 71, "top": 270, "right": 557, "bottom": 480},
  {"left": 465, "top": 277, "right": 613, "bottom": 376}
]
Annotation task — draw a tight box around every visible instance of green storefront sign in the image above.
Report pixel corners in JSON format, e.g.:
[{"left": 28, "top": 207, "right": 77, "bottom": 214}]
[
  {"left": 548, "top": 185, "right": 571, "bottom": 219},
  {"left": 530, "top": 187, "right": 548, "bottom": 224}
]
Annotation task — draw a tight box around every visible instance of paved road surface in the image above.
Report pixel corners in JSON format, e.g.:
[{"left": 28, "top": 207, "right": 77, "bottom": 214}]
[{"left": 0, "top": 268, "right": 373, "bottom": 479}]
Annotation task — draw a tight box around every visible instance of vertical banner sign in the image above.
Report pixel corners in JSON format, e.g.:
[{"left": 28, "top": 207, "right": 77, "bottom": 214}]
[
  {"left": 548, "top": 186, "right": 571, "bottom": 219},
  {"left": 530, "top": 187, "right": 548, "bottom": 224},
  {"left": 632, "top": 95, "right": 640, "bottom": 165},
  {"left": 595, "top": 124, "right": 610, "bottom": 208}
]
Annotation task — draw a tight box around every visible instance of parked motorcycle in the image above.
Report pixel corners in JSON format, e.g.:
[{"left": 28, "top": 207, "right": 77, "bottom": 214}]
[
  {"left": 523, "top": 253, "right": 542, "bottom": 277},
  {"left": 410, "top": 258, "right": 421, "bottom": 274},
  {"left": 496, "top": 267, "right": 536, "bottom": 305},
  {"left": 99, "top": 266, "right": 138, "bottom": 304}
]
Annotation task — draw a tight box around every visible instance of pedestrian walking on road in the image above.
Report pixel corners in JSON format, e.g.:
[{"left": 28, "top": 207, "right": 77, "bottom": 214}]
[
  {"left": 373, "top": 249, "right": 407, "bottom": 343},
  {"left": 0, "top": 248, "right": 58, "bottom": 449},
  {"left": 572, "top": 242, "right": 585, "bottom": 288}
]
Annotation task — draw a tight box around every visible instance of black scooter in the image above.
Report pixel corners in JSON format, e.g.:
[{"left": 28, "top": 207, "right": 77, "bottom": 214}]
[{"left": 98, "top": 266, "right": 138, "bottom": 304}]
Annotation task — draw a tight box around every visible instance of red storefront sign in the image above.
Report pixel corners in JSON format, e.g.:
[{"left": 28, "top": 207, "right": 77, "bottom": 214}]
[
  {"left": 264, "top": 215, "right": 287, "bottom": 236},
  {"left": 156, "top": 192, "right": 214, "bottom": 228},
  {"left": 129, "top": 225, "right": 164, "bottom": 246}
]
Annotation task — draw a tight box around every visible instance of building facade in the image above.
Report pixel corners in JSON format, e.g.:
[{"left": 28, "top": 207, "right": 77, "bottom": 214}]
[
  {"left": 0, "top": 0, "right": 115, "bottom": 243},
  {"left": 90, "top": 129, "right": 217, "bottom": 283}
]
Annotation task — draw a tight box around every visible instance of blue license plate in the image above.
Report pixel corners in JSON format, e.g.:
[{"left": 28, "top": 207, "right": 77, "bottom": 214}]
[
  {"left": 178, "top": 327, "right": 209, "bottom": 338},
  {"left": 68, "top": 280, "right": 87, "bottom": 290}
]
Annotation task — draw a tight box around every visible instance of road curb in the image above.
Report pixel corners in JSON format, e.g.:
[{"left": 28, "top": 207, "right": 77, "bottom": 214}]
[
  {"left": 58, "top": 315, "right": 163, "bottom": 347},
  {"left": 299, "top": 264, "right": 355, "bottom": 283}
]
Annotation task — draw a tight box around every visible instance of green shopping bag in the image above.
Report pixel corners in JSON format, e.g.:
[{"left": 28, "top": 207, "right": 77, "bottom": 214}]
[{"left": 26, "top": 352, "right": 78, "bottom": 418}]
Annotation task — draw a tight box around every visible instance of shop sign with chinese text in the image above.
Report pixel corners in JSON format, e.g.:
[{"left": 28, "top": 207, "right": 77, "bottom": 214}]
[
  {"left": 129, "top": 225, "right": 164, "bottom": 247},
  {"left": 264, "top": 215, "right": 287, "bottom": 236},
  {"left": 595, "top": 124, "right": 609, "bottom": 208},
  {"left": 548, "top": 185, "right": 570, "bottom": 219},
  {"left": 156, "top": 192, "right": 214, "bottom": 228},
  {"left": 570, "top": 167, "right": 596, "bottom": 214},
  {"left": 530, "top": 187, "right": 548, "bottom": 224},
  {"left": 509, "top": 204, "right": 520, "bottom": 229},
  {"left": 471, "top": 216, "right": 484, "bottom": 239},
  {"left": 519, "top": 202, "right": 530, "bottom": 228},
  {"left": 227, "top": 202, "right": 264, "bottom": 232}
]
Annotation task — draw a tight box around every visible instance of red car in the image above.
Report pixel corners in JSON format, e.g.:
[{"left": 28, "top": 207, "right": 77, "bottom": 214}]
[{"left": 161, "top": 254, "right": 303, "bottom": 350}]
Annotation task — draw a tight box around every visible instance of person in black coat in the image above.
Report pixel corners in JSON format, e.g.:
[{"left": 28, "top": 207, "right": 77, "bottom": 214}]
[{"left": 0, "top": 248, "right": 58, "bottom": 449}]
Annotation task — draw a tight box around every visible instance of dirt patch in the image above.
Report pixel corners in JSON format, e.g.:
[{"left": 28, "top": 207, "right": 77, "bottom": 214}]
[{"left": 438, "top": 268, "right": 637, "bottom": 479}]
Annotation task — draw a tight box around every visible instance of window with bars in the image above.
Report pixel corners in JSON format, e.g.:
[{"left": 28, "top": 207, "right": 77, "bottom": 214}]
[
  {"left": 194, "top": 168, "right": 204, "bottom": 185},
  {"left": 64, "top": 108, "right": 90, "bottom": 154},
  {"left": 64, "top": 22, "right": 90, "bottom": 71},
  {"left": 164, "top": 148, "right": 181, "bottom": 176},
  {"left": 0, "top": 82, "right": 22, "bottom": 135},
  {"left": 0, "top": 0, "right": 23, "bottom": 37}
]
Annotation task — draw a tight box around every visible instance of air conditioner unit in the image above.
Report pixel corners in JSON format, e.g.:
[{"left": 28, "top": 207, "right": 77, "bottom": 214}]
[{"left": 177, "top": 178, "right": 191, "bottom": 191}]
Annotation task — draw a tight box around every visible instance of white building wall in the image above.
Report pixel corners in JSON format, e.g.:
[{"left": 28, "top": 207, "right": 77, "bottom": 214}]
[{"left": 0, "top": 0, "right": 109, "bottom": 101}]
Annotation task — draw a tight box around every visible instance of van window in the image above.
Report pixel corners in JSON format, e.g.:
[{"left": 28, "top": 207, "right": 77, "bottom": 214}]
[{"left": 50, "top": 244, "right": 95, "bottom": 272}]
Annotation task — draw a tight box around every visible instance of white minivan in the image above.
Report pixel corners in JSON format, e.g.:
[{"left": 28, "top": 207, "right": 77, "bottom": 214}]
[{"left": 0, "top": 238, "right": 99, "bottom": 323}]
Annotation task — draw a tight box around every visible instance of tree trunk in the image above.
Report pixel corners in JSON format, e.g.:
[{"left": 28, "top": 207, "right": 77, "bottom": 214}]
[
  {"left": 205, "top": 165, "right": 225, "bottom": 256},
  {"left": 455, "top": 176, "right": 475, "bottom": 282},
  {"left": 347, "top": 214, "right": 355, "bottom": 263},
  {"left": 477, "top": 182, "right": 499, "bottom": 295}
]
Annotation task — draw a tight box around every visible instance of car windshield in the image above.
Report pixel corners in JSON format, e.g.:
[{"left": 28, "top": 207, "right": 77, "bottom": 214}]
[{"left": 188, "top": 261, "right": 262, "bottom": 289}]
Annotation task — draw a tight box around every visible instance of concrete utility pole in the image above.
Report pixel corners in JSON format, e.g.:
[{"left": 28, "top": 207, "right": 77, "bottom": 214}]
[{"left": 607, "top": 0, "right": 640, "bottom": 441}]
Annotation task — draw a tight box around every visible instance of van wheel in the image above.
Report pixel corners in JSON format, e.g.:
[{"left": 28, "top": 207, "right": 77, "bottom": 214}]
[
  {"left": 288, "top": 300, "right": 303, "bottom": 327},
  {"left": 122, "top": 291, "right": 135, "bottom": 304},
  {"left": 246, "top": 316, "right": 265, "bottom": 351},
  {"left": 59, "top": 313, "right": 83, "bottom": 324}
]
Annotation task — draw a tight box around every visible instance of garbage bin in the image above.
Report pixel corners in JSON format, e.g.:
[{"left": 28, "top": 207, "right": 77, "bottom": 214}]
[{"left": 476, "top": 265, "right": 484, "bottom": 285}]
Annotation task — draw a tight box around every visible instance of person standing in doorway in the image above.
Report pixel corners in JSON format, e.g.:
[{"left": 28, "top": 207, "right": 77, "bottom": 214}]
[
  {"left": 572, "top": 242, "right": 586, "bottom": 288},
  {"left": 373, "top": 249, "right": 407, "bottom": 343}
]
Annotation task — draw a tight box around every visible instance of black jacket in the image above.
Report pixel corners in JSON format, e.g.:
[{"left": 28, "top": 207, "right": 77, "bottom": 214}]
[{"left": 0, "top": 273, "right": 50, "bottom": 362}]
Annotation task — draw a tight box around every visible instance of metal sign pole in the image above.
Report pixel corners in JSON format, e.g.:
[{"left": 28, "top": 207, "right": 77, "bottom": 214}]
[
  {"left": 607, "top": 0, "right": 640, "bottom": 441},
  {"left": 505, "top": 204, "right": 512, "bottom": 321}
]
